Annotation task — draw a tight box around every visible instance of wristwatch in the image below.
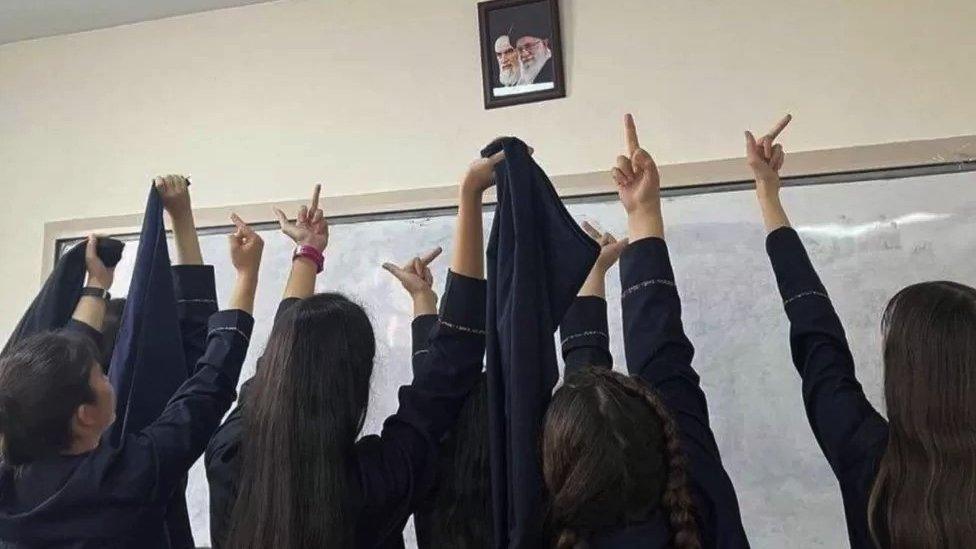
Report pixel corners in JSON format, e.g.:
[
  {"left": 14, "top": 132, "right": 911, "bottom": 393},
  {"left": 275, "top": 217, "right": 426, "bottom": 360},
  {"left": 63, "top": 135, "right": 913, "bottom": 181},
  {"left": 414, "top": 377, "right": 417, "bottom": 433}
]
[
  {"left": 293, "top": 244, "right": 325, "bottom": 273},
  {"left": 81, "top": 286, "right": 111, "bottom": 302}
]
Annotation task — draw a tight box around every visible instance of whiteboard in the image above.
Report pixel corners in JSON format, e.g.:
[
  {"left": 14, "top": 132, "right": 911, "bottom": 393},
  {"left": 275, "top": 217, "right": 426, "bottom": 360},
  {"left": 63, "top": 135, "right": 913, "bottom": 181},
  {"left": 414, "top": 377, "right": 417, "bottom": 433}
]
[{"left": 101, "top": 169, "right": 976, "bottom": 548}]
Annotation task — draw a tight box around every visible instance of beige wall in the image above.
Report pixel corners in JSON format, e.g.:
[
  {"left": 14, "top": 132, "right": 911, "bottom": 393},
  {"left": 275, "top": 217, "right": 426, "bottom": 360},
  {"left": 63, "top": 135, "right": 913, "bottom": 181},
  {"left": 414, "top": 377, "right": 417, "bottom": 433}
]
[{"left": 1, "top": 0, "right": 975, "bottom": 337}]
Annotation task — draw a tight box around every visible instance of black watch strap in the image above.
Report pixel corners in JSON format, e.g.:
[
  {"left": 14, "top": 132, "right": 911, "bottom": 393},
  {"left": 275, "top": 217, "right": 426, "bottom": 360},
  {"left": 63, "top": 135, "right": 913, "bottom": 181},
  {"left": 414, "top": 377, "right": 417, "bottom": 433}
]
[{"left": 81, "top": 286, "right": 111, "bottom": 301}]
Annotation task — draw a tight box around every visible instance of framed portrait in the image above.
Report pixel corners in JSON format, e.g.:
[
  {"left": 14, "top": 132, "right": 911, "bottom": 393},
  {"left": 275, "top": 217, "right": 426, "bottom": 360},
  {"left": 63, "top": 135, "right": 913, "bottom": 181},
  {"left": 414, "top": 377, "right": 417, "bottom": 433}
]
[{"left": 478, "top": 0, "right": 566, "bottom": 109}]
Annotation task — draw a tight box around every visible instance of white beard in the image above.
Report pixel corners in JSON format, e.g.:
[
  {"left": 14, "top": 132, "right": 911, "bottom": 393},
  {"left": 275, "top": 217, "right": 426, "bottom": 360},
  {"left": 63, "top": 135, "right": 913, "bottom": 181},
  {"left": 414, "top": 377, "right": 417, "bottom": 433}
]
[
  {"left": 499, "top": 65, "right": 520, "bottom": 86},
  {"left": 517, "top": 49, "right": 551, "bottom": 85}
]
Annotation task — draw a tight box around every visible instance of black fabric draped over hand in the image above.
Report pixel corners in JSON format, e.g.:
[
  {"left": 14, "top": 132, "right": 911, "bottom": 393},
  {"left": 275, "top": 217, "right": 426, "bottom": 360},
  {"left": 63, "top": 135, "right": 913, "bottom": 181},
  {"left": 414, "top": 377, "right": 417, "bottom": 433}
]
[
  {"left": 107, "top": 185, "right": 194, "bottom": 548},
  {"left": 482, "top": 137, "right": 599, "bottom": 549},
  {"left": 1, "top": 238, "right": 123, "bottom": 356}
]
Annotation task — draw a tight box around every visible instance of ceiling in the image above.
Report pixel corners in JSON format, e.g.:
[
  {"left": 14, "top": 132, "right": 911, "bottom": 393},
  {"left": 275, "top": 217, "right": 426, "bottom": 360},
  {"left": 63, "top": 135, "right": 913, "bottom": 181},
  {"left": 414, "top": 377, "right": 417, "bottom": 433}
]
[{"left": 0, "top": 0, "right": 273, "bottom": 46}]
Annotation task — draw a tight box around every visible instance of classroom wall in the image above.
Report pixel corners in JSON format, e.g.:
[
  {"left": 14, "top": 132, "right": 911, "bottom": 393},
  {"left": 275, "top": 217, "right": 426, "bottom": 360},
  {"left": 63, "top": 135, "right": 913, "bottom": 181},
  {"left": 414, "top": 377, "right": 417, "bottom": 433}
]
[{"left": 1, "top": 0, "right": 974, "bottom": 338}]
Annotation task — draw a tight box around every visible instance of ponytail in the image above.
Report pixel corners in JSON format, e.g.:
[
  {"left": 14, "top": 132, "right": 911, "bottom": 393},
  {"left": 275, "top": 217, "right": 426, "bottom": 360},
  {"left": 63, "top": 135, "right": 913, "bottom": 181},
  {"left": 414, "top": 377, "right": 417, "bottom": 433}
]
[{"left": 621, "top": 377, "right": 701, "bottom": 549}]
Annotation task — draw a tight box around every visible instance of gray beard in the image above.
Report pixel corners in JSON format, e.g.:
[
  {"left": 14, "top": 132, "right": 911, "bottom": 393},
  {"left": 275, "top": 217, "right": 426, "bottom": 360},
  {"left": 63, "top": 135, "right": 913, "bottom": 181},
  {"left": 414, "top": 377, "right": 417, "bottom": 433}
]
[
  {"left": 518, "top": 54, "right": 549, "bottom": 85},
  {"left": 499, "top": 66, "right": 520, "bottom": 86}
]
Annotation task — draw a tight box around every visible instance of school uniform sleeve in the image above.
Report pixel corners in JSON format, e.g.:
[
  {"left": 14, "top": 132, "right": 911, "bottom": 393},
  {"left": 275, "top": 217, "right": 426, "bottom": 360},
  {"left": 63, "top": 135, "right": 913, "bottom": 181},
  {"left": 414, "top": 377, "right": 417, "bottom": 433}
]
[
  {"left": 559, "top": 296, "right": 612, "bottom": 376},
  {"left": 61, "top": 318, "right": 104, "bottom": 350},
  {"left": 619, "top": 236, "right": 748, "bottom": 546},
  {"left": 411, "top": 314, "right": 438, "bottom": 375},
  {"left": 357, "top": 271, "right": 486, "bottom": 541},
  {"left": 122, "top": 309, "right": 254, "bottom": 502},
  {"left": 765, "top": 227, "right": 888, "bottom": 473},
  {"left": 172, "top": 265, "right": 219, "bottom": 375}
]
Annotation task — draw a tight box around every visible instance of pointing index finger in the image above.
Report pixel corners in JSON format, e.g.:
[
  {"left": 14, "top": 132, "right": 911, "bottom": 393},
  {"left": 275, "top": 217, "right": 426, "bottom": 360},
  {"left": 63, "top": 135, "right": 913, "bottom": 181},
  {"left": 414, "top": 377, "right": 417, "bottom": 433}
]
[{"left": 624, "top": 114, "right": 640, "bottom": 155}]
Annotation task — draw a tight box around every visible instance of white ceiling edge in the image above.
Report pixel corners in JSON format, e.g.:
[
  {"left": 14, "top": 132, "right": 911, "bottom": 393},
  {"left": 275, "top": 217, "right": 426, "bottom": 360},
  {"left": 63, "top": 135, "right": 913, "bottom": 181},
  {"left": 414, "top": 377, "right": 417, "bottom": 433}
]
[{"left": 0, "top": 0, "right": 275, "bottom": 46}]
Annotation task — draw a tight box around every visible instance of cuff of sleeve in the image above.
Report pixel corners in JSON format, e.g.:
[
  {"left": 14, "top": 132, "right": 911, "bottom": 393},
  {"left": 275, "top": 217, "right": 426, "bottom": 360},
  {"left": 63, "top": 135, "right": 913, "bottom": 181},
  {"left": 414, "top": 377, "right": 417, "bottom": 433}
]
[
  {"left": 207, "top": 310, "right": 255, "bottom": 344},
  {"left": 560, "top": 296, "right": 609, "bottom": 353},
  {"left": 619, "top": 237, "right": 677, "bottom": 298},
  {"left": 62, "top": 319, "right": 104, "bottom": 351},
  {"left": 412, "top": 314, "right": 438, "bottom": 355},
  {"left": 765, "top": 227, "right": 828, "bottom": 303},
  {"left": 439, "top": 270, "right": 486, "bottom": 334},
  {"left": 172, "top": 265, "right": 218, "bottom": 304}
]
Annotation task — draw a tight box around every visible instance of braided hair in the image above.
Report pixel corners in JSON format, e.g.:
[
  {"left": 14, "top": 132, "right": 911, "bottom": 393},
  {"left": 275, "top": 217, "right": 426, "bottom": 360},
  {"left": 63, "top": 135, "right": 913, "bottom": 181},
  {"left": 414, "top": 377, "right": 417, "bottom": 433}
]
[{"left": 542, "top": 367, "right": 700, "bottom": 548}]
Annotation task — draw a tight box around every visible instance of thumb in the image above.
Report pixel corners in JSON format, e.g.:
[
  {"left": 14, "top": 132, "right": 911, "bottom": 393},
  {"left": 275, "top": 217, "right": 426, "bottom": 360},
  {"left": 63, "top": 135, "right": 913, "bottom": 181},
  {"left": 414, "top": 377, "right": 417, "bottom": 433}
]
[
  {"left": 382, "top": 263, "right": 408, "bottom": 283},
  {"left": 273, "top": 207, "right": 289, "bottom": 228},
  {"left": 86, "top": 235, "right": 97, "bottom": 261}
]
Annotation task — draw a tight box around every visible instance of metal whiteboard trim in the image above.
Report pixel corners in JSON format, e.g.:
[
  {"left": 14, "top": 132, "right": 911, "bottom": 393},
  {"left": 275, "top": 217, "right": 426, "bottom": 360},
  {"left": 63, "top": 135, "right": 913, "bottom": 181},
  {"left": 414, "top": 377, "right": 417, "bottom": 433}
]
[{"left": 53, "top": 159, "right": 976, "bottom": 256}]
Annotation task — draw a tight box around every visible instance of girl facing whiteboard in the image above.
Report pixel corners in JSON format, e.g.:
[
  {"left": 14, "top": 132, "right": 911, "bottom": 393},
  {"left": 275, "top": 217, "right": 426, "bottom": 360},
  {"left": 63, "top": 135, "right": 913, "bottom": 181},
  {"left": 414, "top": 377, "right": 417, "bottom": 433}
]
[
  {"left": 540, "top": 115, "right": 750, "bottom": 548},
  {"left": 0, "top": 220, "right": 262, "bottom": 547},
  {"left": 747, "top": 115, "right": 976, "bottom": 548},
  {"left": 205, "top": 158, "right": 499, "bottom": 548}
]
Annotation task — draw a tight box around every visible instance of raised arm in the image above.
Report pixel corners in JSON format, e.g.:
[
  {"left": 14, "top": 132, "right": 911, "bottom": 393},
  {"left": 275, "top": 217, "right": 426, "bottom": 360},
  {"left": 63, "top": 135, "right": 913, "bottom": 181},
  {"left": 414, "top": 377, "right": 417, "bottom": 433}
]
[
  {"left": 559, "top": 222, "right": 623, "bottom": 375},
  {"left": 746, "top": 115, "right": 885, "bottom": 471},
  {"left": 383, "top": 247, "right": 443, "bottom": 373},
  {"left": 613, "top": 114, "right": 705, "bottom": 432},
  {"left": 366, "top": 153, "right": 504, "bottom": 521},
  {"left": 69, "top": 235, "right": 115, "bottom": 333},
  {"left": 156, "top": 175, "right": 219, "bottom": 373},
  {"left": 128, "top": 215, "right": 262, "bottom": 499},
  {"left": 614, "top": 114, "right": 748, "bottom": 545},
  {"left": 271, "top": 184, "right": 329, "bottom": 321}
]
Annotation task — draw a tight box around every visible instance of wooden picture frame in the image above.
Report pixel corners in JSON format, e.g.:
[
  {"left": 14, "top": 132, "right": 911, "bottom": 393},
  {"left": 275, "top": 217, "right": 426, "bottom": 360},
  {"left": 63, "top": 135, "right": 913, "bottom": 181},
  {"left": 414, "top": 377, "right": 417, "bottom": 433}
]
[{"left": 478, "top": 0, "right": 566, "bottom": 109}]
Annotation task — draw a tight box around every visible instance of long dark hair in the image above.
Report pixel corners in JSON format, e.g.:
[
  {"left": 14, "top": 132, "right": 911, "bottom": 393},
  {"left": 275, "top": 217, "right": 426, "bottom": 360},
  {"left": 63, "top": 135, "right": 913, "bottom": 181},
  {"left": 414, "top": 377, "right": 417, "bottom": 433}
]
[
  {"left": 543, "top": 367, "right": 700, "bottom": 549},
  {"left": 425, "top": 374, "right": 493, "bottom": 548},
  {"left": 0, "top": 331, "right": 97, "bottom": 466},
  {"left": 868, "top": 281, "right": 976, "bottom": 548},
  {"left": 226, "top": 293, "right": 375, "bottom": 548}
]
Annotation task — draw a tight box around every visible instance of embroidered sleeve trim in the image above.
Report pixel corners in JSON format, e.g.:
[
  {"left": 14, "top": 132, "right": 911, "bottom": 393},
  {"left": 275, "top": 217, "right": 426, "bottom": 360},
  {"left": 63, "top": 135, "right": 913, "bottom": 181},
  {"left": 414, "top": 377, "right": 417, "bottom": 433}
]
[
  {"left": 783, "top": 290, "right": 829, "bottom": 306},
  {"left": 209, "top": 326, "right": 251, "bottom": 343},
  {"left": 438, "top": 319, "right": 487, "bottom": 336},
  {"left": 561, "top": 330, "right": 609, "bottom": 346},
  {"left": 621, "top": 278, "right": 676, "bottom": 299}
]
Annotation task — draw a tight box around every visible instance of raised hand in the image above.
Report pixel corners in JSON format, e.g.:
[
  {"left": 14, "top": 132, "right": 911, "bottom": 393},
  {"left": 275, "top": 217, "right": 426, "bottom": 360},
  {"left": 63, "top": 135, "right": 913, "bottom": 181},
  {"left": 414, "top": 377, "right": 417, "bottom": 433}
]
[
  {"left": 383, "top": 247, "right": 443, "bottom": 316},
  {"left": 745, "top": 114, "right": 793, "bottom": 233},
  {"left": 612, "top": 114, "right": 664, "bottom": 240},
  {"left": 581, "top": 221, "right": 627, "bottom": 273},
  {"left": 745, "top": 114, "right": 791, "bottom": 198},
  {"left": 461, "top": 150, "right": 506, "bottom": 198},
  {"left": 84, "top": 235, "right": 115, "bottom": 290},
  {"left": 228, "top": 214, "right": 264, "bottom": 276},
  {"left": 612, "top": 114, "right": 661, "bottom": 215},
  {"left": 383, "top": 247, "right": 443, "bottom": 296},
  {"left": 154, "top": 174, "right": 192, "bottom": 219},
  {"left": 460, "top": 143, "right": 535, "bottom": 198},
  {"left": 273, "top": 184, "right": 329, "bottom": 252}
]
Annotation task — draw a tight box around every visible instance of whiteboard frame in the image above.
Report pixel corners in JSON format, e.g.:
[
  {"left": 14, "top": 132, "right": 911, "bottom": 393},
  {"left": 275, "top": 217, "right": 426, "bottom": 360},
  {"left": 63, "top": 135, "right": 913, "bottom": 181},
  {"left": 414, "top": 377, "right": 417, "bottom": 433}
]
[{"left": 43, "top": 135, "right": 976, "bottom": 273}]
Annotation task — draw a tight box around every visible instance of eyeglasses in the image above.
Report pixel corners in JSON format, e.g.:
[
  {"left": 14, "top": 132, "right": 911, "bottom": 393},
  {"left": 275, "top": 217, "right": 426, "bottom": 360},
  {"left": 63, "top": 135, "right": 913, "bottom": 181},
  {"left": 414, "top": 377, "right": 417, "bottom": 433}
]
[{"left": 516, "top": 40, "right": 544, "bottom": 54}]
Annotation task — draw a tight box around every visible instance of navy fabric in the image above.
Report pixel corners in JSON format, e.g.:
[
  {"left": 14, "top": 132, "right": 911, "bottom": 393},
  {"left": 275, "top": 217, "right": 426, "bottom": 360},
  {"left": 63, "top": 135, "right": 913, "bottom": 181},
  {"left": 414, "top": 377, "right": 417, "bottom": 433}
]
[
  {"left": 0, "top": 311, "right": 254, "bottom": 549},
  {"left": 106, "top": 186, "right": 192, "bottom": 548},
  {"left": 559, "top": 295, "right": 613, "bottom": 375},
  {"left": 2, "top": 238, "right": 123, "bottom": 357},
  {"left": 482, "top": 137, "right": 599, "bottom": 548},
  {"left": 619, "top": 237, "right": 749, "bottom": 548},
  {"left": 206, "top": 272, "right": 486, "bottom": 548},
  {"left": 766, "top": 227, "right": 888, "bottom": 549}
]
